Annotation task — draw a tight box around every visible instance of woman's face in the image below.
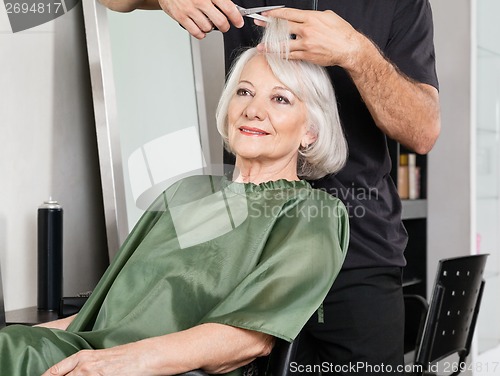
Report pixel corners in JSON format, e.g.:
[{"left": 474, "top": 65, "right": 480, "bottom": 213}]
[{"left": 227, "top": 55, "right": 315, "bottom": 167}]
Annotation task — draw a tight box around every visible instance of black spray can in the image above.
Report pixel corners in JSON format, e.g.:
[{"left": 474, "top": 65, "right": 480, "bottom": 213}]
[{"left": 37, "top": 199, "right": 63, "bottom": 312}]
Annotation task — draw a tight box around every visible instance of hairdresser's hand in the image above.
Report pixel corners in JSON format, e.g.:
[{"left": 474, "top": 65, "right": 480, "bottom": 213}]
[
  {"left": 42, "top": 346, "right": 148, "bottom": 376},
  {"left": 257, "top": 8, "right": 364, "bottom": 68},
  {"left": 158, "top": 0, "right": 244, "bottom": 39}
]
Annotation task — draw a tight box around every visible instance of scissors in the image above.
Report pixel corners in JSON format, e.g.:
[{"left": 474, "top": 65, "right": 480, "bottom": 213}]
[{"left": 236, "top": 5, "right": 285, "bottom": 23}]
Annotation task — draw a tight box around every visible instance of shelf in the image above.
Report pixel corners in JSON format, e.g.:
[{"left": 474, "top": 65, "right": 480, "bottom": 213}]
[
  {"left": 390, "top": 140, "right": 428, "bottom": 298},
  {"left": 401, "top": 199, "right": 427, "bottom": 220},
  {"left": 5, "top": 306, "right": 59, "bottom": 326}
]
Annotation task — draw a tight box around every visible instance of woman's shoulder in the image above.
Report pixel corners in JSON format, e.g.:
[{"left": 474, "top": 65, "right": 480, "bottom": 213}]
[{"left": 302, "top": 187, "right": 350, "bottom": 252}]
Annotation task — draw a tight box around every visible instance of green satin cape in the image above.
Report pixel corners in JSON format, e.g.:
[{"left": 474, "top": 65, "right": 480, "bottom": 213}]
[{"left": 0, "top": 175, "right": 349, "bottom": 375}]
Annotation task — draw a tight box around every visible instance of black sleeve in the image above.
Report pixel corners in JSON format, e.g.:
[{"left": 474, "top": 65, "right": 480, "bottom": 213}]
[{"left": 385, "top": 0, "right": 439, "bottom": 90}]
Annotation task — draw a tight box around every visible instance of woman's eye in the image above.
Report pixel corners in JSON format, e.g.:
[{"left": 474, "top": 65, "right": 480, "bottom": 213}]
[
  {"left": 236, "top": 88, "right": 251, "bottom": 96},
  {"left": 274, "top": 95, "right": 291, "bottom": 105}
]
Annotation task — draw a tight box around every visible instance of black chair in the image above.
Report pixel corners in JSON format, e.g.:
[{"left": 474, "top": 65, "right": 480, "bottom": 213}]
[
  {"left": 266, "top": 336, "right": 301, "bottom": 376},
  {"left": 404, "top": 294, "right": 428, "bottom": 357},
  {"left": 405, "top": 254, "right": 488, "bottom": 376}
]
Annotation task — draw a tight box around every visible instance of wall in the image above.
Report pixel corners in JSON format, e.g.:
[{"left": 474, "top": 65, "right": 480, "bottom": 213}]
[
  {"left": 427, "top": 0, "right": 474, "bottom": 289},
  {"left": 475, "top": 0, "right": 500, "bottom": 355},
  {"left": 0, "top": 4, "right": 108, "bottom": 311}
]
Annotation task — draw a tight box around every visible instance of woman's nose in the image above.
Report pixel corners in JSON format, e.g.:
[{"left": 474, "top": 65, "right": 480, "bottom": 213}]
[{"left": 244, "top": 96, "right": 267, "bottom": 120}]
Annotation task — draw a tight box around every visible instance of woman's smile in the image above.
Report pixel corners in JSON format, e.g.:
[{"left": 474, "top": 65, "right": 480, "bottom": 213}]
[{"left": 238, "top": 126, "right": 271, "bottom": 136}]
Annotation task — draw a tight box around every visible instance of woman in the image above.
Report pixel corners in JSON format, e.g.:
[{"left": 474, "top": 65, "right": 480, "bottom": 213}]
[{"left": 0, "top": 20, "right": 348, "bottom": 376}]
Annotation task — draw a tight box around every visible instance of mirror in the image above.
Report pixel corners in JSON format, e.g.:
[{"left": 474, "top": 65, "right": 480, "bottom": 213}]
[{"left": 82, "top": 1, "right": 225, "bottom": 259}]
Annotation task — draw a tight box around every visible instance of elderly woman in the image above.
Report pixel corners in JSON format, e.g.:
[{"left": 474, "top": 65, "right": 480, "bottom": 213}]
[{"left": 0, "top": 20, "right": 348, "bottom": 376}]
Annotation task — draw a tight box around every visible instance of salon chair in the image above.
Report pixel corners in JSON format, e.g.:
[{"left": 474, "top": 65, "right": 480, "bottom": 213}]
[
  {"left": 404, "top": 254, "right": 488, "bottom": 376},
  {"left": 179, "top": 335, "right": 300, "bottom": 376}
]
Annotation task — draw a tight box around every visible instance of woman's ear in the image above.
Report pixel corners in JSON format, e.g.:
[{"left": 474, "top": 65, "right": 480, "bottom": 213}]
[{"left": 301, "top": 129, "right": 318, "bottom": 148}]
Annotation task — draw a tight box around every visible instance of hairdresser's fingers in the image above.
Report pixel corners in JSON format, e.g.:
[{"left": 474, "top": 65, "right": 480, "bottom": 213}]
[
  {"left": 285, "top": 50, "right": 323, "bottom": 64},
  {"left": 257, "top": 39, "right": 335, "bottom": 67},
  {"left": 158, "top": 0, "right": 212, "bottom": 39},
  {"left": 263, "top": 7, "right": 310, "bottom": 23},
  {"left": 196, "top": 0, "right": 240, "bottom": 33},
  {"left": 185, "top": 14, "right": 214, "bottom": 39},
  {"left": 158, "top": 0, "right": 242, "bottom": 39},
  {"left": 288, "top": 38, "right": 307, "bottom": 51},
  {"left": 289, "top": 11, "right": 362, "bottom": 66},
  {"left": 211, "top": 0, "right": 244, "bottom": 31},
  {"left": 253, "top": 18, "right": 267, "bottom": 28},
  {"left": 286, "top": 18, "right": 306, "bottom": 34},
  {"left": 256, "top": 38, "right": 301, "bottom": 53},
  {"left": 286, "top": 39, "right": 338, "bottom": 66}
]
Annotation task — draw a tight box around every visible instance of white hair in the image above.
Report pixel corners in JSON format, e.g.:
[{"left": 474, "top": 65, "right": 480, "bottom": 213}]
[{"left": 216, "top": 19, "right": 348, "bottom": 179}]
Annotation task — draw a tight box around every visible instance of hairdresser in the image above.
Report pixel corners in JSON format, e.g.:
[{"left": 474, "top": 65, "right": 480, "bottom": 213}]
[{"left": 101, "top": 1, "right": 441, "bottom": 374}]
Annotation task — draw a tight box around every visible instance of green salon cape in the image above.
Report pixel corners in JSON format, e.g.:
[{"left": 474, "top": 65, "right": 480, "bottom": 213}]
[{"left": 0, "top": 176, "right": 349, "bottom": 375}]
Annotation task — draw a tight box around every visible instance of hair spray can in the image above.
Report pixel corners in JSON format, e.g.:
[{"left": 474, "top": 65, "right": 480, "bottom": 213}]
[{"left": 37, "top": 199, "right": 63, "bottom": 312}]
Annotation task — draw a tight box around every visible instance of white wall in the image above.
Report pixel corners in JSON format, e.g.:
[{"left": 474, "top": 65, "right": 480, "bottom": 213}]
[
  {"left": 0, "top": 4, "right": 108, "bottom": 310},
  {"left": 428, "top": 0, "right": 474, "bottom": 288},
  {"left": 475, "top": 0, "right": 500, "bottom": 354}
]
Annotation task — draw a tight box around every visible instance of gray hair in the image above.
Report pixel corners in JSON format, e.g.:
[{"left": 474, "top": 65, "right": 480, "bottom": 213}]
[{"left": 216, "top": 19, "right": 348, "bottom": 179}]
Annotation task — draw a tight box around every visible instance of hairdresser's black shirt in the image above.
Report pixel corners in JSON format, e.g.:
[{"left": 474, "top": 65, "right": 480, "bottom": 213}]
[{"left": 223, "top": 0, "right": 439, "bottom": 269}]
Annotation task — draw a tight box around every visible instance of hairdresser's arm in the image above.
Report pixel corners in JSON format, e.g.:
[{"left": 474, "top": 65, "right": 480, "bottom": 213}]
[
  {"left": 42, "top": 323, "right": 274, "bottom": 376},
  {"left": 34, "top": 314, "right": 77, "bottom": 331},
  {"left": 98, "top": 0, "right": 244, "bottom": 40},
  {"left": 98, "top": 0, "right": 160, "bottom": 11},
  {"left": 260, "top": 9, "right": 440, "bottom": 154}
]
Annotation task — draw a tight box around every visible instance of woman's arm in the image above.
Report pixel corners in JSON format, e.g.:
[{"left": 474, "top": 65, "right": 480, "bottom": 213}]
[
  {"left": 43, "top": 323, "right": 275, "bottom": 376},
  {"left": 34, "top": 314, "right": 77, "bottom": 331}
]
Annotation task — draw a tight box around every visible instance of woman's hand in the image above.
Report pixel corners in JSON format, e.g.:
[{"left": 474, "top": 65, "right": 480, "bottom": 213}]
[
  {"left": 42, "top": 346, "right": 149, "bottom": 376},
  {"left": 257, "top": 8, "right": 364, "bottom": 69}
]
